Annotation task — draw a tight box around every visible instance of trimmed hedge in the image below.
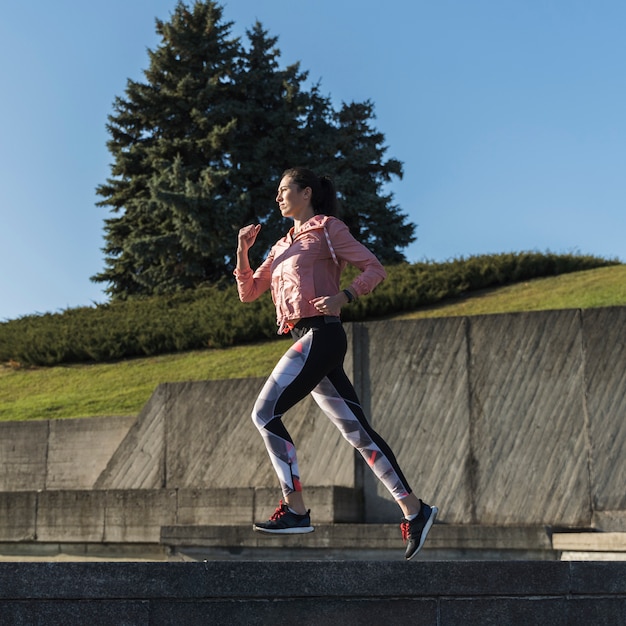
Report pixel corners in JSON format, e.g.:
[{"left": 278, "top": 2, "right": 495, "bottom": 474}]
[{"left": 0, "top": 252, "right": 618, "bottom": 366}]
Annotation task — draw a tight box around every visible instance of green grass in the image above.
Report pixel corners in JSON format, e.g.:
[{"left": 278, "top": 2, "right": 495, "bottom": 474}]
[
  {"left": 393, "top": 264, "right": 626, "bottom": 320},
  {"left": 1, "top": 265, "right": 624, "bottom": 422},
  {"left": 0, "top": 340, "right": 289, "bottom": 422}
]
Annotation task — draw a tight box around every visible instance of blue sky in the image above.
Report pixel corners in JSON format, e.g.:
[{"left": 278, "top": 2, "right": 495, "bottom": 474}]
[{"left": 1, "top": 0, "right": 624, "bottom": 321}]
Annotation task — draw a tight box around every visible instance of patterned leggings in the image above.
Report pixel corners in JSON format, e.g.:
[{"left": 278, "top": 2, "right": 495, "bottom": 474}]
[{"left": 252, "top": 316, "right": 412, "bottom": 501}]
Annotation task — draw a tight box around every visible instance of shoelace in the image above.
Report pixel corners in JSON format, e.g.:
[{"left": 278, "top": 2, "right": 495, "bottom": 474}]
[
  {"left": 269, "top": 500, "right": 289, "bottom": 521},
  {"left": 400, "top": 520, "right": 410, "bottom": 542}
]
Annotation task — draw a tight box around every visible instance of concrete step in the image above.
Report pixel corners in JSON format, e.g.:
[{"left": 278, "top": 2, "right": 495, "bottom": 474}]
[
  {"left": 0, "top": 561, "right": 624, "bottom": 625},
  {"left": 162, "top": 522, "right": 552, "bottom": 549},
  {"left": 553, "top": 531, "right": 626, "bottom": 551},
  {"left": 161, "top": 523, "right": 555, "bottom": 561},
  {"left": 553, "top": 532, "right": 626, "bottom": 561}
]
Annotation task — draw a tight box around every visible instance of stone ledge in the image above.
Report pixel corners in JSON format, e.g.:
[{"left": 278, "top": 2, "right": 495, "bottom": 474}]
[
  {"left": 0, "top": 487, "right": 362, "bottom": 545},
  {"left": 553, "top": 532, "right": 626, "bottom": 552},
  {"left": 0, "top": 543, "right": 168, "bottom": 562},
  {"left": 161, "top": 523, "right": 552, "bottom": 551},
  {"left": 0, "top": 561, "right": 624, "bottom": 599},
  {"left": 1, "top": 559, "right": 624, "bottom": 624}
]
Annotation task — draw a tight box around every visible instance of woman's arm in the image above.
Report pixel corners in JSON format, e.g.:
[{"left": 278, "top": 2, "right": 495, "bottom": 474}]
[
  {"left": 236, "top": 224, "right": 261, "bottom": 271},
  {"left": 311, "top": 218, "right": 386, "bottom": 317},
  {"left": 327, "top": 218, "right": 387, "bottom": 296},
  {"left": 234, "top": 224, "right": 272, "bottom": 302}
]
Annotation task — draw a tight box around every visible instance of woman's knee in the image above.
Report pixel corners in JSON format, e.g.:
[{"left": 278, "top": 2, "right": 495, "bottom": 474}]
[{"left": 251, "top": 395, "right": 274, "bottom": 431}]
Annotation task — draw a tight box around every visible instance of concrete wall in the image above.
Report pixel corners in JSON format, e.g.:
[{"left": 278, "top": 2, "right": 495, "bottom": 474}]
[
  {"left": 1, "top": 308, "right": 624, "bottom": 530},
  {"left": 582, "top": 307, "right": 626, "bottom": 526},
  {"left": 0, "top": 487, "right": 359, "bottom": 545},
  {"left": 360, "top": 307, "right": 626, "bottom": 527},
  {"left": 0, "top": 416, "right": 134, "bottom": 491},
  {"left": 94, "top": 378, "right": 355, "bottom": 491}
]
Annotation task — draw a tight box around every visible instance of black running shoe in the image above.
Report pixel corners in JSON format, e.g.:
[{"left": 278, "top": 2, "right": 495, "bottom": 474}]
[
  {"left": 401, "top": 499, "right": 438, "bottom": 560},
  {"left": 253, "top": 500, "right": 315, "bottom": 534}
]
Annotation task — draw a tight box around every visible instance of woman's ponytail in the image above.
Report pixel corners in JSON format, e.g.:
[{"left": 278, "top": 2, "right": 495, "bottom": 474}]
[{"left": 317, "top": 175, "right": 338, "bottom": 216}]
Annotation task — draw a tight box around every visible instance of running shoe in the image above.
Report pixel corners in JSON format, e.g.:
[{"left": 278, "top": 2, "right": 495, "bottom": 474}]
[
  {"left": 401, "top": 499, "right": 438, "bottom": 560},
  {"left": 253, "top": 500, "right": 315, "bottom": 534}
]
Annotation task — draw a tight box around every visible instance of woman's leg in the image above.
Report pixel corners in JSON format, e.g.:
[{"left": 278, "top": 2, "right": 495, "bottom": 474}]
[
  {"left": 311, "top": 366, "right": 416, "bottom": 506},
  {"left": 251, "top": 321, "right": 345, "bottom": 504},
  {"left": 313, "top": 358, "right": 439, "bottom": 559},
  {"left": 253, "top": 319, "right": 437, "bottom": 553}
]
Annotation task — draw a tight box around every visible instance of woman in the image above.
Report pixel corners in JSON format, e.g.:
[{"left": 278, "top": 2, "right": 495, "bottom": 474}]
[{"left": 234, "top": 167, "right": 437, "bottom": 560}]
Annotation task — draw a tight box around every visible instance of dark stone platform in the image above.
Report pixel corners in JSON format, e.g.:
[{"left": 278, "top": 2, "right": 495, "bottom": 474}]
[{"left": 0, "top": 560, "right": 624, "bottom": 625}]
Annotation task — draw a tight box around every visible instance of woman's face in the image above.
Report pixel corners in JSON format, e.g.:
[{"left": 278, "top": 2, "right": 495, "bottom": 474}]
[{"left": 276, "top": 176, "right": 311, "bottom": 219}]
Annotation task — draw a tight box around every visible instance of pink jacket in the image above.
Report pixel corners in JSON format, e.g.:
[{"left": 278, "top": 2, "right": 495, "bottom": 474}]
[{"left": 234, "top": 215, "right": 387, "bottom": 333}]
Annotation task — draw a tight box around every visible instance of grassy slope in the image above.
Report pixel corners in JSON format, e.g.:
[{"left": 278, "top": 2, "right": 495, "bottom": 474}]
[
  {"left": 1, "top": 265, "right": 624, "bottom": 422},
  {"left": 394, "top": 263, "right": 626, "bottom": 320}
]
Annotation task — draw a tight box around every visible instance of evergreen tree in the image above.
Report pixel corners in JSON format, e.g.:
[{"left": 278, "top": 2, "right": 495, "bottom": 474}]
[
  {"left": 93, "top": 1, "right": 241, "bottom": 297},
  {"left": 332, "top": 101, "right": 414, "bottom": 263},
  {"left": 223, "top": 21, "right": 313, "bottom": 269},
  {"left": 94, "top": 0, "right": 415, "bottom": 298}
]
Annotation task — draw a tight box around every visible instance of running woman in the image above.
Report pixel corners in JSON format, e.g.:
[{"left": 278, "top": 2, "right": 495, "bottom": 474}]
[{"left": 234, "top": 167, "right": 437, "bottom": 559}]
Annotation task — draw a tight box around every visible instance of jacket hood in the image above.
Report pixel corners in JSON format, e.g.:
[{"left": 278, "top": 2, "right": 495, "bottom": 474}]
[{"left": 292, "top": 214, "right": 334, "bottom": 236}]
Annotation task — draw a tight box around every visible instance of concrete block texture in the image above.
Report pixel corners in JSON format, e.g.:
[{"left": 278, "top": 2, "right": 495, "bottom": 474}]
[
  {"left": 95, "top": 386, "right": 169, "bottom": 489},
  {"left": 0, "top": 600, "right": 149, "bottom": 626},
  {"left": 0, "top": 416, "right": 133, "bottom": 493},
  {"left": 150, "top": 598, "right": 437, "bottom": 626},
  {"left": 0, "top": 561, "right": 598, "bottom": 598},
  {"left": 362, "top": 318, "right": 471, "bottom": 523},
  {"left": 594, "top": 510, "right": 626, "bottom": 532},
  {"left": 0, "top": 561, "right": 624, "bottom": 626},
  {"left": 160, "top": 523, "right": 553, "bottom": 554},
  {"left": 0, "top": 420, "right": 48, "bottom": 491},
  {"left": 582, "top": 307, "right": 626, "bottom": 514},
  {"left": 0, "top": 492, "right": 36, "bottom": 541},
  {"left": 439, "top": 598, "right": 590, "bottom": 626},
  {"left": 468, "top": 310, "right": 591, "bottom": 526},
  {"left": 0, "top": 487, "right": 363, "bottom": 544},
  {"left": 176, "top": 487, "right": 255, "bottom": 525},
  {"left": 46, "top": 416, "right": 134, "bottom": 489},
  {"left": 37, "top": 491, "right": 106, "bottom": 543},
  {"left": 104, "top": 489, "right": 177, "bottom": 543}
]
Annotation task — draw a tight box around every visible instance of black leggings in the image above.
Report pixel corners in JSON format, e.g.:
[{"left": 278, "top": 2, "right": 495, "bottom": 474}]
[{"left": 252, "top": 316, "right": 412, "bottom": 500}]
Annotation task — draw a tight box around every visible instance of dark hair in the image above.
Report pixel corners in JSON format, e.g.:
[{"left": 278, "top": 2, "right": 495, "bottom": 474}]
[{"left": 282, "top": 167, "right": 338, "bottom": 216}]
